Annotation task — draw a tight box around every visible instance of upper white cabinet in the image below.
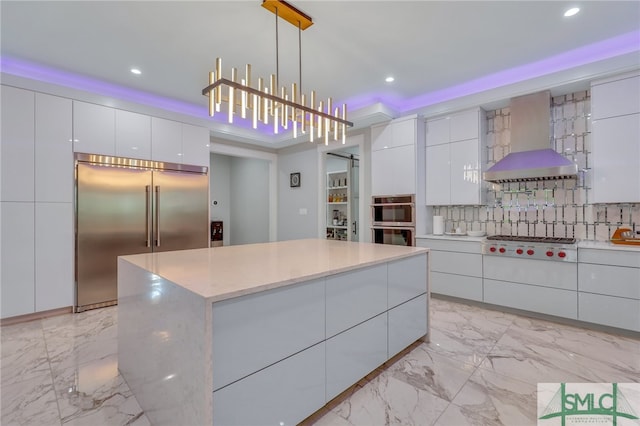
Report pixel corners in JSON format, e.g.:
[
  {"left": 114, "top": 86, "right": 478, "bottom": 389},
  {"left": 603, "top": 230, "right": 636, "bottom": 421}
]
[
  {"left": 35, "top": 93, "right": 73, "bottom": 203},
  {"left": 73, "top": 101, "right": 116, "bottom": 155},
  {"left": 151, "top": 117, "right": 183, "bottom": 163},
  {"left": 425, "top": 108, "right": 485, "bottom": 205},
  {"left": 182, "top": 123, "right": 210, "bottom": 167},
  {"left": 116, "top": 110, "right": 151, "bottom": 160},
  {"left": 1, "top": 86, "right": 35, "bottom": 202},
  {"left": 590, "top": 71, "right": 640, "bottom": 203},
  {"left": 371, "top": 116, "right": 417, "bottom": 195}
]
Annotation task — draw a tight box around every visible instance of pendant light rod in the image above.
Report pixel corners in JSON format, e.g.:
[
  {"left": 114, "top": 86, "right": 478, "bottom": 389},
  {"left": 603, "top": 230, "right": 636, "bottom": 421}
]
[
  {"left": 298, "top": 20, "right": 302, "bottom": 94},
  {"left": 275, "top": 6, "right": 279, "bottom": 88},
  {"left": 202, "top": 78, "right": 353, "bottom": 127}
]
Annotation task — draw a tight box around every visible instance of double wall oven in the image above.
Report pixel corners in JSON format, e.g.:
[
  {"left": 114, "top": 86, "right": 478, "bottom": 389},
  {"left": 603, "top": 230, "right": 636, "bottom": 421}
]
[{"left": 371, "top": 194, "right": 415, "bottom": 246}]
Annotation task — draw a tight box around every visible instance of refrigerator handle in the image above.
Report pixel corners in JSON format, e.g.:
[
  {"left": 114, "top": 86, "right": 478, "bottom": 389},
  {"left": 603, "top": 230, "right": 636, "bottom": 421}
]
[
  {"left": 145, "top": 185, "right": 152, "bottom": 247},
  {"left": 155, "top": 186, "right": 160, "bottom": 247}
]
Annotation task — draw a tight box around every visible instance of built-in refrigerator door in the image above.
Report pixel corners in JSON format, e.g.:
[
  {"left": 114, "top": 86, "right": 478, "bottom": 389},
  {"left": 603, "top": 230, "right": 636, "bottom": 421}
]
[
  {"left": 151, "top": 170, "right": 209, "bottom": 252},
  {"left": 76, "top": 163, "right": 153, "bottom": 311}
]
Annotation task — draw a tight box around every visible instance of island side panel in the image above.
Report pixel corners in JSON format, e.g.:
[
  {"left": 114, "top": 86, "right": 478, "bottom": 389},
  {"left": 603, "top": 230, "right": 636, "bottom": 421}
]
[{"left": 118, "top": 258, "right": 212, "bottom": 426}]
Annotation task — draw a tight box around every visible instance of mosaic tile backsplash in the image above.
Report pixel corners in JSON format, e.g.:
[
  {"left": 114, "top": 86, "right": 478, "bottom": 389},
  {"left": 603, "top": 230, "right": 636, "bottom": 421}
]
[{"left": 433, "top": 90, "right": 639, "bottom": 241}]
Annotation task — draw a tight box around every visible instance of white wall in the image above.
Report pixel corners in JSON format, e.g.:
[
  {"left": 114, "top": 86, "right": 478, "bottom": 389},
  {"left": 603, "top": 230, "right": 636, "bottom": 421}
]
[
  {"left": 230, "top": 157, "right": 270, "bottom": 245},
  {"left": 210, "top": 153, "right": 231, "bottom": 247},
  {"left": 277, "top": 145, "right": 319, "bottom": 241}
]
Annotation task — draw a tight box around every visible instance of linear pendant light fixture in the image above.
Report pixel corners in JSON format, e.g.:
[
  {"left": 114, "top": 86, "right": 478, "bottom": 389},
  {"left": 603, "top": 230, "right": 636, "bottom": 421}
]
[{"left": 202, "top": 0, "right": 353, "bottom": 144}]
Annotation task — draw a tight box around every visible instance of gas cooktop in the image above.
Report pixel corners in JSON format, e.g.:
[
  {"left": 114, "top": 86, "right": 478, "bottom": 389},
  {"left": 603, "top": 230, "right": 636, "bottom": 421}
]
[{"left": 486, "top": 235, "right": 576, "bottom": 245}]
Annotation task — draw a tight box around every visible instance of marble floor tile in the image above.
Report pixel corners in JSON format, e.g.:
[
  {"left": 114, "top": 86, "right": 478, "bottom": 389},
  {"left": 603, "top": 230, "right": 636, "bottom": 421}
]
[
  {"left": 435, "top": 367, "right": 537, "bottom": 426},
  {"left": 0, "top": 370, "right": 61, "bottom": 426},
  {"left": 1, "top": 322, "right": 50, "bottom": 386}
]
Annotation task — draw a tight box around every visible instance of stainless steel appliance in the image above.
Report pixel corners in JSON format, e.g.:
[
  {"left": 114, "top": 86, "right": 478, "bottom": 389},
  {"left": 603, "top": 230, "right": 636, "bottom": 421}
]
[
  {"left": 75, "top": 154, "right": 209, "bottom": 312},
  {"left": 482, "top": 235, "right": 577, "bottom": 262},
  {"left": 371, "top": 194, "right": 415, "bottom": 246}
]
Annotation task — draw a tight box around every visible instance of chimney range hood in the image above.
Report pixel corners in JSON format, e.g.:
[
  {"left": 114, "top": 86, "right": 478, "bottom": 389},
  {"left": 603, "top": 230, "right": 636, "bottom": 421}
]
[{"left": 483, "top": 91, "right": 578, "bottom": 183}]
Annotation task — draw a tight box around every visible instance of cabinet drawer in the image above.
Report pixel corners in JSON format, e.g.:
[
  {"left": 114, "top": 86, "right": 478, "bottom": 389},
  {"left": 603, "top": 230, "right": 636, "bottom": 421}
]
[
  {"left": 591, "top": 74, "right": 640, "bottom": 119},
  {"left": 484, "top": 279, "right": 577, "bottom": 319},
  {"left": 326, "top": 264, "right": 387, "bottom": 338},
  {"left": 388, "top": 254, "right": 427, "bottom": 308},
  {"left": 326, "top": 313, "right": 387, "bottom": 402},
  {"left": 431, "top": 272, "right": 483, "bottom": 301},
  {"left": 450, "top": 109, "right": 480, "bottom": 142},
  {"left": 579, "top": 292, "right": 640, "bottom": 332},
  {"left": 212, "top": 278, "right": 325, "bottom": 390},
  {"left": 416, "top": 238, "right": 482, "bottom": 254},
  {"left": 579, "top": 248, "right": 640, "bottom": 268},
  {"left": 431, "top": 251, "right": 482, "bottom": 276},
  {"left": 388, "top": 294, "right": 427, "bottom": 357},
  {"left": 213, "top": 342, "right": 325, "bottom": 426},
  {"left": 578, "top": 264, "right": 640, "bottom": 299},
  {"left": 483, "top": 256, "right": 577, "bottom": 291}
]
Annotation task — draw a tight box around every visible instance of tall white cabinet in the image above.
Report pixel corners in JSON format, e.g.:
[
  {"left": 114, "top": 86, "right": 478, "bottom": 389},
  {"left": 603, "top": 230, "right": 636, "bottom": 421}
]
[
  {"left": 590, "top": 71, "right": 640, "bottom": 203},
  {"left": 425, "top": 108, "right": 486, "bottom": 206},
  {"left": 1, "top": 87, "right": 74, "bottom": 318}
]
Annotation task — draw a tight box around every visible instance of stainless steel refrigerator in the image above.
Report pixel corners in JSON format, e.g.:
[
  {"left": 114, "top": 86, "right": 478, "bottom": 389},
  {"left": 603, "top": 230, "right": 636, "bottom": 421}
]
[{"left": 75, "top": 153, "right": 209, "bottom": 312}]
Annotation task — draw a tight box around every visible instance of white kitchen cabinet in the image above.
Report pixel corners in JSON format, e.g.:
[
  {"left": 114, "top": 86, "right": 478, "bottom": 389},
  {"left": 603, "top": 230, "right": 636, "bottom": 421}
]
[
  {"left": 115, "top": 110, "right": 151, "bottom": 160},
  {"left": 181, "top": 124, "right": 210, "bottom": 167},
  {"left": 425, "top": 144, "right": 450, "bottom": 205},
  {"left": 388, "top": 294, "right": 427, "bottom": 356},
  {"left": 213, "top": 342, "right": 325, "bottom": 426},
  {"left": 73, "top": 101, "right": 115, "bottom": 155},
  {"left": 326, "top": 264, "right": 387, "bottom": 338},
  {"left": 371, "top": 116, "right": 417, "bottom": 195},
  {"left": 591, "top": 72, "right": 640, "bottom": 120},
  {"left": 387, "top": 254, "right": 427, "bottom": 308},
  {"left": 372, "top": 144, "right": 416, "bottom": 195},
  {"left": 577, "top": 247, "right": 640, "bottom": 331},
  {"left": 1, "top": 86, "right": 35, "bottom": 202},
  {"left": 35, "top": 203, "right": 73, "bottom": 311},
  {"left": 212, "top": 278, "right": 325, "bottom": 390},
  {"left": 425, "top": 108, "right": 485, "bottom": 206},
  {"left": 590, "top": 114, "right": 640, "bottom": 203},
  {"left": 326, "top": 313, "right": 388, "bottom": 401},
  {"left": 416, "top": 238, "right": 483, "bottom": 301},
  {"left": 151, "top": 117, "right": 183, "bottom": 163},
  {"left": 1, "top": 202, "right": 35, "bottom": 318},
  {"left": 35, "top": 93, "right": 73, "bottom": 203}
]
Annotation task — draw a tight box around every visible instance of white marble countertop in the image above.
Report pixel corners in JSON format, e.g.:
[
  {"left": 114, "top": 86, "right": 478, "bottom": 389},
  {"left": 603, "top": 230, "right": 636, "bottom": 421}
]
[
  {"left": 120, "top": 239, "right": 428, "bottom": 302},
  {"left": 578, "top": 240, "right": 640, "bottom": 252},
  {"left": 415, "top": 234, "right": 486, "bottom": 242}
]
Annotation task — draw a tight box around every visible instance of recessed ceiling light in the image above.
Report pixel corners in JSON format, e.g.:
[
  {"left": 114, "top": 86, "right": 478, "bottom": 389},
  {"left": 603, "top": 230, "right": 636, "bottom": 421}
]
[
  {"left": 564, "top": 7, "right": 580, "bottom": 17},
  {"left": 130, "top": 68, "right": 142, "bottom": 75},
  {"left": 385, "top": 76, "right": 394, "bottom": 83}
]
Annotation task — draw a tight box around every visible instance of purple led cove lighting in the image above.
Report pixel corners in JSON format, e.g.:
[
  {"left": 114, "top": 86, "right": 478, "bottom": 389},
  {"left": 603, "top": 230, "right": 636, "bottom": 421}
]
[
  {"left": 346, "top": 30, "right": 640, "bottom": 113},
  {"left": 0, "top": 56, "right": 271, "bottom": 134}
]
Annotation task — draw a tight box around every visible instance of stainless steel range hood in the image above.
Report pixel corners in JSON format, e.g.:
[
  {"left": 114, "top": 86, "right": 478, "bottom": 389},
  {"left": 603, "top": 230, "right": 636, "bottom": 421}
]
[{"left": 483, "top": 91, "right": 577, "bottom": 183}]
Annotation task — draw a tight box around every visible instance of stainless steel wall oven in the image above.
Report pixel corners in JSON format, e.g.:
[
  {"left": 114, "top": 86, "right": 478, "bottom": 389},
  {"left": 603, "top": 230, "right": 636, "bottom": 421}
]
[{"left": 371, "top": 194, "right": 415, "bottom": 246}]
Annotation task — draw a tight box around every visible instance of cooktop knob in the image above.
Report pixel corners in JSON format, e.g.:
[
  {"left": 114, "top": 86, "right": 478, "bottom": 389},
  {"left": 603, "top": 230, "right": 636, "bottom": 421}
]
[
  {"left": 516, "top": 248, "right": 523, "bottom": 255},
  {"left": 546, "top": 250, "right": 554, "bottom": 257},
  {"left": 558, "top": 251, "right": 566, "bottom": 258},
  {"left": 499, "top": 247, "right": 506, "bottom": 253},
  {"left": 490, "top": 246, "right": 496, "bottom": 252},
  {"left": 527, "top": 249, "right": 534, "bottom": 255}
]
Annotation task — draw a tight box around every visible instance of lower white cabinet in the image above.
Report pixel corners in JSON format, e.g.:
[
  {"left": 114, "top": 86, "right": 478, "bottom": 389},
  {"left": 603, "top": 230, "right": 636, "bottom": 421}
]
[
  {"left": 388, "top": 294, "right": 427, "bottom": 357},
  {"left": 212, "top": 278, "right": 325, "bottom": 390},
  {"left": 1, "top": 202, "right": 35, "bottom": 318},
  {"left": 431, "top": 272, "right": 483, "bottom": 301},
  {"left": 35, "top": 203, "right": 73, "bottom": 312},
  {"left": 326, "top": 313, "right": 388, "bottom": 401},
  {"left": 484, "top": 279, "right": 578, "bottom": 319},
  {"left": 388, "top": 254, "right": 427, "bottom": 308},
  {"left": 213, "top": 342, "right": 326, "bottom": 426},
  {"left": 578, "top": 247, "right": 640, "bottom": 331}
]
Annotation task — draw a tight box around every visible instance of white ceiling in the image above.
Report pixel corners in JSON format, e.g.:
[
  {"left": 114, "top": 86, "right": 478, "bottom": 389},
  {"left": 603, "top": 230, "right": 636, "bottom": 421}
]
[{"left": 2, "top": 1, "right": 639, "bottom": 148}]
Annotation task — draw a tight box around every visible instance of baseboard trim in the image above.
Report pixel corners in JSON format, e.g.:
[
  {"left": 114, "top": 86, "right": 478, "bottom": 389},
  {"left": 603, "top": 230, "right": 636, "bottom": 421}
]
[{"left": 1, "top": 306, "right": 73, "bottom": 326}]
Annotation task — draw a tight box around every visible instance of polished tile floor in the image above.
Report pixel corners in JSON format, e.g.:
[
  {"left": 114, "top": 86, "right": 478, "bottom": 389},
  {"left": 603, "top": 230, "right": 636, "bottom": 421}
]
[{"left": 1, "top": 297, "right": 638, "bottom": 425}]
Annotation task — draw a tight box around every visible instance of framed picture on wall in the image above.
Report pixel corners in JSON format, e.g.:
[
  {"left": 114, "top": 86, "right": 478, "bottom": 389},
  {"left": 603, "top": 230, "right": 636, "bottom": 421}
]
[{"left": 290, "top": 172, "right": 301, "bottom": 188}]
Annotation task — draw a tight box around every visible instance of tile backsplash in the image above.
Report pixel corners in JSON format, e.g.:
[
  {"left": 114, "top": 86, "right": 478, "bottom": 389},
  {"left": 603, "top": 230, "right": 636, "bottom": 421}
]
[{"left": 432, "top": 90, "right": 639, "bottom": 241}]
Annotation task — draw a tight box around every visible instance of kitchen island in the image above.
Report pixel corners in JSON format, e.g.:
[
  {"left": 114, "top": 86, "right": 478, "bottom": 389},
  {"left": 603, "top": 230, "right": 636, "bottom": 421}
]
[{"left": 117, "top": 239, "right": 429, "bottom": 426}]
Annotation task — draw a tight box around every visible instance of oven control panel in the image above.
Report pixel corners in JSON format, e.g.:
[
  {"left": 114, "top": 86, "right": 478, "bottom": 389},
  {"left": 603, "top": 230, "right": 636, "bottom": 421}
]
[{"left": 482, "top": 242, "right": 577, "bottom": 262}]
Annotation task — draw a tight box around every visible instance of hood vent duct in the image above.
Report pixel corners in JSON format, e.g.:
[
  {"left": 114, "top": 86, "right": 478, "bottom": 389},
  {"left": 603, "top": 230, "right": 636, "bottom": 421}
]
[{"left": 483, "top": 91, "right": 578, "bottom": 183}]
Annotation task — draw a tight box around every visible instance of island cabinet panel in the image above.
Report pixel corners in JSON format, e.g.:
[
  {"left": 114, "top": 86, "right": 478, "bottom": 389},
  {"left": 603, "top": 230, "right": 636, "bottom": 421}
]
[
  {"left": 388, "top": 254, "right": 427, "bottom": 308},
  {"left": 213, "top": 342, "right": 325, "bottom": 426},
  {"left": 326, "top": 313, "right": 388, "bottom": 401},
  {"left": 325, "top": 264, "right": 387, "bottom": 338},
  {"left": 388, "top": 294, "right": 428, "bottom": 356},
  {"left": 212, "top": 278, "right": 325, "bottom": 391}
]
